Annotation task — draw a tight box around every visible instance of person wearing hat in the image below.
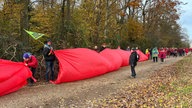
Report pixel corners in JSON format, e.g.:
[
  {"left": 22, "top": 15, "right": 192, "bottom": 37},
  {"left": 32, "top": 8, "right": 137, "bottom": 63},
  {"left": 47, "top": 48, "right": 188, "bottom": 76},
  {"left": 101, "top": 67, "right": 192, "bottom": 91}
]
[
  {"left": 129, "top": 48, "right": 140, "bottom": 78},
  {"left": 43, "top": 39, "right": 56, "bottom": 82},
  {"left": 23, "top": 52, "right": 38, "bottom": 85}
]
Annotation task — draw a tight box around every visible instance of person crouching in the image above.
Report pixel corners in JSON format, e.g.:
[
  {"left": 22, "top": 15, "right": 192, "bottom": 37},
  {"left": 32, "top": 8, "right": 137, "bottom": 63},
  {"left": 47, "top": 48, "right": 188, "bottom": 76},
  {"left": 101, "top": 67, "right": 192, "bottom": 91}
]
[{"left": 23, "top": 52, "right": 38, "bottom": 85}]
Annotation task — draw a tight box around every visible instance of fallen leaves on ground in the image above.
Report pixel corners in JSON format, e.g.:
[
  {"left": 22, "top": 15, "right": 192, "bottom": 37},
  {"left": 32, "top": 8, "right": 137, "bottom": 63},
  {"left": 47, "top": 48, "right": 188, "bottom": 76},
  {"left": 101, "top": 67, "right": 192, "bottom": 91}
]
[{"left": 86, "top": 55, "right": 192, "bottom": 108}]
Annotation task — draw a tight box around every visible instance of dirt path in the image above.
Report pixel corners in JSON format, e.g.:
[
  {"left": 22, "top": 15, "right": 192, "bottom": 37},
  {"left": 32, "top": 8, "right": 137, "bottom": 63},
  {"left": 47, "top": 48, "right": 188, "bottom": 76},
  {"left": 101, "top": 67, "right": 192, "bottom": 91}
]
[{"left": 0, "top": 57, "right": 184, "bottom": 108}]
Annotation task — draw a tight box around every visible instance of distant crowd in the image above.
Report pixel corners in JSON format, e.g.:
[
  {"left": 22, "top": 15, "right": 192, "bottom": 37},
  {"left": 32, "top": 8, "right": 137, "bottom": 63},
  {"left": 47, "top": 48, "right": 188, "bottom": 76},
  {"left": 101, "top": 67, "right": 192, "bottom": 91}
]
[
  {"left": 145, "top": 47, "right": 190, "bottom": 63},
  {"left": 92, "top": 43, "right": 190, "bottom": 63}
]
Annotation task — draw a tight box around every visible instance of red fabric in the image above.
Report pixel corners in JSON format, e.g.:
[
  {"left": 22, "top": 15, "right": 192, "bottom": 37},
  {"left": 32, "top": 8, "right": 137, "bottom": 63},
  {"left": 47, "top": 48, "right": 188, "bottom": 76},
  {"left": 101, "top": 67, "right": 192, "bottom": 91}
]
[
  {"left": 53, "top": 48, "right": 112, "bottom": 84},
  {"left": 53, "top": 48, "right": 148, "bottom": 84},
  {"left": 136, "top": 50, "right": 149, "bottom": 62},
  {"left": 100, "top": 49, "right": 123, "bottom": 71},
  {"left": 146, "top": 53, "right": 150, "bottom": 59},
  {"left": 0, "top": 59, "right": 32, "bottom": 96},
  {"left": 24, "top": 55, "right": 38, "bottom": 68},
  {"left": 110, "top": 49, "right": 131, "bottom": 67},
  {"left": 159, "top": 51, "right": 166, "bottom": 58}
]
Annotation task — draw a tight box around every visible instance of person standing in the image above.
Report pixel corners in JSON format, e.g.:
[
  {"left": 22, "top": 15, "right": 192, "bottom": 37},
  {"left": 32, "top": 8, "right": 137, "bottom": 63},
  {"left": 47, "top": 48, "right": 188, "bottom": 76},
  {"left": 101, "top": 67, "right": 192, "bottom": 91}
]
[
  {"left": 185, "top": 48, "right": 189, "bottom": 55},
  {"left": 99, "top": 43, "right": 107, "bottom": 52},
  {"left": 126, "top": 46, "right": 130, "bottom": 51},
  {"left": 93, "top": 46, "right": 99, "bottom": 52},
  {"left": 43, "top": 40, "right": 56, "bottom": 82},
  {"left": 159, "top": 48, "right": 166, "bottom": 62},
  {"left": 152, "top": 47, "right": 159, "bottom": 62},
  {"left": 129, "top": 48, "right": 140, "bottom": 78},
  {"left": 149, "top": 48, "right": 152, "bottom": 59},
  {"left": 117, "top": 45, "right": 121, "bottom": 49},
  {"left": 23, "top": 52, "right": 38, "bottom": 85},
  {"left": 145, "top": 48, "right": 150, "bottom": 60}
]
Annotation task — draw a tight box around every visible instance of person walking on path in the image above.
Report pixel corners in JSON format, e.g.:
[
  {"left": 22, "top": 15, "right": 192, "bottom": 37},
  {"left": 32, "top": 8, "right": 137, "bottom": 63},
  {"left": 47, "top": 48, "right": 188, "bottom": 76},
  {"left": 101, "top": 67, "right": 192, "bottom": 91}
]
[
  {"left": 159, "top": 48, "right": 166, "bottom": 62},
  {"left": 23, "top": 52, "right": 38, "bottom": 85},
  {"left": 129, "top": 48, "right": 140, "bottom": 78},
  {"left": 185, "top": 48, "right": 189, "bottom": 55},
  {"left": 43, "top": 40, "right": 56, "bottom": 82},
  {"left": 152, "top": 47, "right": 159, "bottom": 62},
  {"left": 145, "top": 48, "right": 150, "bottom": 60}
]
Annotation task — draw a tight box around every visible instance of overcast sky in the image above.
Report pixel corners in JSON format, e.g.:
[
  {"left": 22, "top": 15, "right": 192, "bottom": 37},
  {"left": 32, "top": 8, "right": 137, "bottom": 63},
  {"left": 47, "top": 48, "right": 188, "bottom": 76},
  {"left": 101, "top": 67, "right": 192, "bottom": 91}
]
[{"left": 178, "top": 0, "right": 192, "bottom": 41}]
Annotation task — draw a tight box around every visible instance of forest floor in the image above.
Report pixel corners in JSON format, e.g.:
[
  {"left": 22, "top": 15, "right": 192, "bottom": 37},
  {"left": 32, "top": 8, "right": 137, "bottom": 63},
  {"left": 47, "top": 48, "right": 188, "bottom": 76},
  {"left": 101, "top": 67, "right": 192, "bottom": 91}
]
[{"left": 0, "top": 54, "right": 192, "bottom": 108}]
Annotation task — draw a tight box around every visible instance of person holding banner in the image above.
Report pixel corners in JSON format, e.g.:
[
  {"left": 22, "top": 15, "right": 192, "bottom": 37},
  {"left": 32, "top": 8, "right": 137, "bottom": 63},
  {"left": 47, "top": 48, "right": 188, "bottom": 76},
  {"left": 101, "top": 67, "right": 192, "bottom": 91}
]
[
  {"left": 23, "top": 52, "right": 38, "bottom": 86},
  {"left": 43, "top": 40, "right": 56, "bottom": 82}
]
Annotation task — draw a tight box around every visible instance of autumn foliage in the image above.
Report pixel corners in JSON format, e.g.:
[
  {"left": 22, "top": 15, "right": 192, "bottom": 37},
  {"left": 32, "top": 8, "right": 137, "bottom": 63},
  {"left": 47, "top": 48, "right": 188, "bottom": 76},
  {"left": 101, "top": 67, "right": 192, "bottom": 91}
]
[{"left": 0, "top": 0, "right": 189, "bottom": 61}]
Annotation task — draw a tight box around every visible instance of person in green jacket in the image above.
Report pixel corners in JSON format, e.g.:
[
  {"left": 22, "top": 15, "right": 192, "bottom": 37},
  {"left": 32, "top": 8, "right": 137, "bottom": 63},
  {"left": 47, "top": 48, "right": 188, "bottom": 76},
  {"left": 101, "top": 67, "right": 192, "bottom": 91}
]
[{"left": 152, "top": 47, "right": 159, "bottom": 62}]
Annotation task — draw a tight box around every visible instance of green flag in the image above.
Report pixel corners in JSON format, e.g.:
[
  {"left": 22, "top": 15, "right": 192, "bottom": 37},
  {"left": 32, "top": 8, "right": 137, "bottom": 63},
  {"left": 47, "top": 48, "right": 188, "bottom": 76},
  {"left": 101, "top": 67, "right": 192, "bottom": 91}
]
[{"left": 24, "top": 29, "right": 44, "bottom": 40}]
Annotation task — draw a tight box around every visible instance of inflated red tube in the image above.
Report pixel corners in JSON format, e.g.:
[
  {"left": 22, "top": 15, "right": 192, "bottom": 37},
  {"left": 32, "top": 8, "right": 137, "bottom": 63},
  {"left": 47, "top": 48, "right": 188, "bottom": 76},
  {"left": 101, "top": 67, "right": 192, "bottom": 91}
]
[
  {"left": 53, "top": 48, "right": 148, "bottom": 84},
  {"left": 136, "top": 50, "right": 149, "bottom": 62},
  {"left": 100, "top": 49, "right": 123, "bottom": 71},
  {"left": 114, "top": 49, "right": 131, "bottom": 66},
  {"left": 53, "top": 48, "right": 112, "bottom": 84},
  {"left": 0, "top": 59, "right": 32, "bottom": 96}
]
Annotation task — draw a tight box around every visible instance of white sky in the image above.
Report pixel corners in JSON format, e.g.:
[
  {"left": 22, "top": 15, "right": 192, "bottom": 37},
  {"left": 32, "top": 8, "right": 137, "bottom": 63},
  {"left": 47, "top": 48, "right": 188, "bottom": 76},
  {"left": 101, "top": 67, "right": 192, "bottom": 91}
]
[{"left": 178, "top": 0, "right": 192, "bottom": 41}]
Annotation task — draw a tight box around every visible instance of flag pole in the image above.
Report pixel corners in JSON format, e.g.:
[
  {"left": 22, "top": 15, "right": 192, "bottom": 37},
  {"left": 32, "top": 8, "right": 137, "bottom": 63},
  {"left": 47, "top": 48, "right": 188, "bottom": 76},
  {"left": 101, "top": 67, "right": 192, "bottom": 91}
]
[{"left": 37, "top": 39, "right": 44, "bottom": 45}]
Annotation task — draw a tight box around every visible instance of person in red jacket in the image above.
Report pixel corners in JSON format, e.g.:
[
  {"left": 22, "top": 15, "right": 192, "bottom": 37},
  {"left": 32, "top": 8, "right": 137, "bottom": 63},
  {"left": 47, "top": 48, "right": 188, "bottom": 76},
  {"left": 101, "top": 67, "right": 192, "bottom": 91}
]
[
  {"left": 23, "top": 52, "right": 38, "bottom": 85},
  {"left": 159, "top": 49, "right": 166, "bottom": 62},
  {"left": 185, "top": 48, "right": 189, "bottom": 55}
]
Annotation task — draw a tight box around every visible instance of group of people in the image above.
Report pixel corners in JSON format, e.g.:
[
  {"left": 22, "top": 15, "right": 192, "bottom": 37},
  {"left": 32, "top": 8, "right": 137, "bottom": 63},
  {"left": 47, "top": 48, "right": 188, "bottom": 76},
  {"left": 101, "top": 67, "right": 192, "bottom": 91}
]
[
  {"left": 23, "top": 40, "right": 55, "bottom": 85},
  {"left": 145, "top": 47, "right": 190, "bottom": 63},
  {"left": 130, "top": 47, "right": 190, "bottom": 78},
  {"left": 166, "top": 48, "right": 189, "bottom": 57},
  {"left": 22, "top": 40, "right": 190, "bottom": 85},
  {"left": 145, "top": 47, "right": 165, "bottom": 63}
]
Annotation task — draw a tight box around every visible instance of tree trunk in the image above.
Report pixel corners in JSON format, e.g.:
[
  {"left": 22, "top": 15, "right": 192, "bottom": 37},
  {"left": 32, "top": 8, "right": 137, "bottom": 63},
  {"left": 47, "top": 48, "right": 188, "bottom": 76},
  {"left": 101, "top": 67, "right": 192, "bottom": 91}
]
[
  {"left": 95, "top": 0, "right": 101, "bottom": 44},
  {"left": 104, "top": 0, "right": 109, "bottom": 38},
  {"left": 51, "top": 0, "right": 54, "bottom": 8},
  {"left": 66, "top": 0, "right": 70, "bottom": 21},
  {"left": 120, "top": 0, "right": 128, "bottom": 24},
  {"left": 20, "top": 0, "right": 30, "bottom": 47},
  {"left": 71, "top": 0, "right": 76, "bottom": 14},
  {"left": 142, "top": 0, "right": 149, "bottom": 31},
  {"left": 60, "top": 0, "right": 66, "bottom": 40}
]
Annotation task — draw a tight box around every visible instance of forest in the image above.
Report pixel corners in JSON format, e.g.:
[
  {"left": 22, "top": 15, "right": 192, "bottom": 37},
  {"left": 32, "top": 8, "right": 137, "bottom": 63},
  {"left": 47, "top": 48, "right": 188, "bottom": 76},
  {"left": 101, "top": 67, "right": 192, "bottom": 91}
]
[{"left": 0, "top": 0, "right": 190, "bottom": 61}]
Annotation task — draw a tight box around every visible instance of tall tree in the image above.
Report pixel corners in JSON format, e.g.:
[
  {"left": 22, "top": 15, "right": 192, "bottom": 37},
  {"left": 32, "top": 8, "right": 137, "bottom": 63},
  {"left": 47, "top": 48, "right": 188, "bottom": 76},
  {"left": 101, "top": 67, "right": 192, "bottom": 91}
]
[
  {"left": 20, "top": 0, "right": 30, "bottom": 47},
  {"left": 60, "top": 0, "right": 66, "bottom": 40}
]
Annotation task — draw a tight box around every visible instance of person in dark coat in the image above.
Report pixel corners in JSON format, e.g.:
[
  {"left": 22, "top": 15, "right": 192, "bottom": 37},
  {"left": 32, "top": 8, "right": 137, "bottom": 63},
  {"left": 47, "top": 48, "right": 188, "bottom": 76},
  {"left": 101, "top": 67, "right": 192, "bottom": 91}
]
[
  {"left": 99, "top": 43, "right": 107, "bottom": 52},
  {"left": 149, "top": 48, "right": 152, "bottom": 59},
  {"left": 23, "top": 52, "right": 38, "bottom": 85},
  {"left": 43, "top": 39, "right": 56, "bottom": 82},
  {"left": 129, "top": 48, "right": 140, "bottom": 78}
]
